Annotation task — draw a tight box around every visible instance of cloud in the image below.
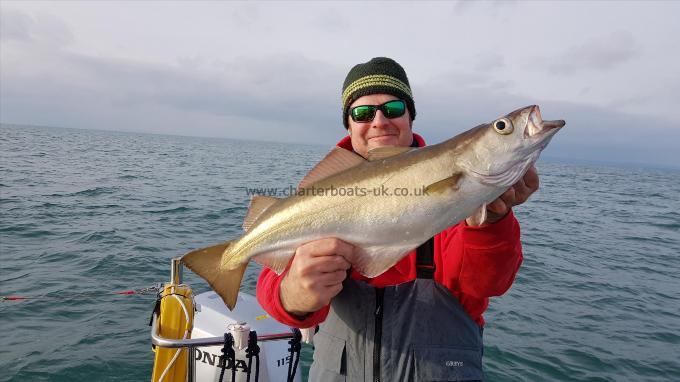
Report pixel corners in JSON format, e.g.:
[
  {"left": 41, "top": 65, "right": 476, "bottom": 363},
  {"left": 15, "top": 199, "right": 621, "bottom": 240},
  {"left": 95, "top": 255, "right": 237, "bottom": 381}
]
[
  {"left": 0, "top": 7, "right": 73, "bottom": 46},
  {"left": 406, "top": 70, "right": 680, "bottom": 168},
  {"left": 451, "top": 0, "right": 515, "bottom": 15},
  {"left": 1, "top": 19, "right": 346, "bottom": 144},
  {"left": 1, "top": 4, "right": 677, "bottom": 168},
  {"left": 473, "top": 52, "right": 505, "bottom": 72},
  {"left": 605, "top": 78, "right": 680, "bottom": 115},
  {"left": 231, "top": 3, "right": 260, "bottom": 27},
  {"left": 0, "top": 8, "right": 33, "bottom": 42},
  {"left": 4, "top": 27, "right": 676, "bottom": 168},
  {"left": 313, "top": 8, "right": 350, "bottom": 32},
  {"left": 544, "top": 31, "right": 639, "bottom": 75}
]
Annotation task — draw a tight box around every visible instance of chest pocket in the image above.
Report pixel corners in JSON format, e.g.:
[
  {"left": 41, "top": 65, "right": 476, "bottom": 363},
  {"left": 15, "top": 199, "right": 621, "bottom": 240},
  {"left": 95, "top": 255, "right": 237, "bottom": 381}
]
[
  {"left": 309, "top": 331, "right": 347, "bottom": 382},
  {"left": 413, "top": 346, "right": 483, "bottom": 381}
]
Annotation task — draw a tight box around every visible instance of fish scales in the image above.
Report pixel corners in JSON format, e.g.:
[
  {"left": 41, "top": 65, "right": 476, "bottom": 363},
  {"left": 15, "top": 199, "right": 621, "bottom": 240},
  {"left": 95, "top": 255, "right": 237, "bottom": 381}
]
[{"left": 182, "top": 105, "right": 565, "bottom": 310}]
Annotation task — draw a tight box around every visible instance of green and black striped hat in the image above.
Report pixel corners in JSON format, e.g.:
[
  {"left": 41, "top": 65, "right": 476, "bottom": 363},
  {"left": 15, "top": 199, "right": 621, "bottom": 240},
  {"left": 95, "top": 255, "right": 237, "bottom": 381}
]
[{"left": 341, "top": 57, "right": 416, "bottom": 128}]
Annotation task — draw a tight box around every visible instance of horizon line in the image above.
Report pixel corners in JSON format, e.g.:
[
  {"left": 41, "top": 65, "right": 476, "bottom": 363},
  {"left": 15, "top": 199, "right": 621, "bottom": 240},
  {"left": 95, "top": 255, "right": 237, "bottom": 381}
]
[{"left": 2, "top": 121, "right": 678, "bottom": 172}]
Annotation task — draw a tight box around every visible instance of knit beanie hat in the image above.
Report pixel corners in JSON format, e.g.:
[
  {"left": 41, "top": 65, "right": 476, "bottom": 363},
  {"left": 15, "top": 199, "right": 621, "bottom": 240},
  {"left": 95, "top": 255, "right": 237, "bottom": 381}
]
[{"left": 341, "top": 57, "right": 416, "bottom": 128}]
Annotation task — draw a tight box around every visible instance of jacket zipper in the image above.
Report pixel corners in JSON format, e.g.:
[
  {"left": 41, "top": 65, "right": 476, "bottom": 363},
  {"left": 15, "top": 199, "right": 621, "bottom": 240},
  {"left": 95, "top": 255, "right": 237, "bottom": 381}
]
[{"left": 373, "top": 288, "right": 384, "bottom": 382}]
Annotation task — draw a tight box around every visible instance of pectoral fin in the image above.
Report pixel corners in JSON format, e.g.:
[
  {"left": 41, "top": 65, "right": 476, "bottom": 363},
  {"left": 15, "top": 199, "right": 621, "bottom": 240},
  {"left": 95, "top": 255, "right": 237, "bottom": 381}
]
[
  {"left": 467, "top": 203, "right": 488, "bottom": 226},
  {"left": 424, "top": 173, "right": 463, "bottom": 195},
  {"left": 181, "top": 241, "right": 247, "bottom": 310}
]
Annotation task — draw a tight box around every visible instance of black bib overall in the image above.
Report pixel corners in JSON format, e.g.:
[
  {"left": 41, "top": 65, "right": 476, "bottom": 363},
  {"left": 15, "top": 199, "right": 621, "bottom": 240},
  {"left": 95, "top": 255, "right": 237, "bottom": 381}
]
[{"left": 308, "top": 238, "right": 484, "bottom": 381}]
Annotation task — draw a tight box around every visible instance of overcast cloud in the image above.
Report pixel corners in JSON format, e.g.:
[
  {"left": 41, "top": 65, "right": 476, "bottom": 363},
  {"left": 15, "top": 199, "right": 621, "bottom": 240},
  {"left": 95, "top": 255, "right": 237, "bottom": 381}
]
[{"left": 1, "top": 1, "right": 679, "bottom": 168}]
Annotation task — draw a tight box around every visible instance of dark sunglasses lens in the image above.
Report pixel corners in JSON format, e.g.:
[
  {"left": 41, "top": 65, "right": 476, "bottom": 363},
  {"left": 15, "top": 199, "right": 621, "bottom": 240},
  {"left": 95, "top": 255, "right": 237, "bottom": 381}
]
[
  {"left": 352, "top": 106, "right": 376, "bottom": 122},
  {"left": 382, "top": 100, "right": 406, "bottom": 118}
]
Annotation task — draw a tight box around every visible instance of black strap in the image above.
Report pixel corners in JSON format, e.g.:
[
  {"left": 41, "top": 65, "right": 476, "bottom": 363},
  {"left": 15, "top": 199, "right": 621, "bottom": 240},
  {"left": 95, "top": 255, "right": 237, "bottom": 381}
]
[
  {"left": 245, "top": 331, "right": 260, "bottom": 382},
  {"left": 286, "top": 329, "right": 302, "bottom": 382},
  {"left": 148, "top": 286, "right": 164, "bottom": 327},
  {"left": 148, "top": 286, "right": 164, "bottom": 350},
  {"left": 219, "top": 333, "right": 236, "bottom": 382},
  {"left": 416, "top": 237, "right": 435, "bottom": 279}
]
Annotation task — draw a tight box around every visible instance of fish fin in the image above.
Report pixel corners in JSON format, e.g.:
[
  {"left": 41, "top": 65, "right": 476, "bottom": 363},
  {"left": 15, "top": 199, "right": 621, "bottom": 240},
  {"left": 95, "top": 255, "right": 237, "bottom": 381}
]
[
  {"left": 181, "top": 241, "right": 247, "bottom": 310},
  {"left": 467, "top": 203, "right": 488, "bottom": 226},
  {"left": 367, "top": 146, "right": 414, "bottom": 161},
  {"left": 298, "top": 147, "right": 366, "bottom": 189},
  {"left": 425, "top": 173, "right": 463, "bottom": 195},
  {"left": 243, "top": 195, "right": 280, "bottom": 232},
  {"left": 252, "top": 250, "right": 291, "bottom": 275},
  {"left": 350, "top": 246, "right": 413, "bottom": 278}
]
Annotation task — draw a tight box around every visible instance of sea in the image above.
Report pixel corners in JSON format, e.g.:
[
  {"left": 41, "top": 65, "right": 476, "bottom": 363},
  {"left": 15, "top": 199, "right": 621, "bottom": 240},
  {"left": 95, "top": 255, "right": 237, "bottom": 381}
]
[{"left": 1, "top": 123, "right": 679, "bottom": 382}]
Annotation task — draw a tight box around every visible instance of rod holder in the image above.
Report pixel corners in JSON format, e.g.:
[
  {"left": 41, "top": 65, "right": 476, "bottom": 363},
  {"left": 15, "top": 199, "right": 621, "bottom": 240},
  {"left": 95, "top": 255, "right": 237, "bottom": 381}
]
[
  {"left": 151, "top": 313, "right": 298, "bottom": 348},
  {"left": 170, "top": 257, "right": 183, "bottom": 285}
]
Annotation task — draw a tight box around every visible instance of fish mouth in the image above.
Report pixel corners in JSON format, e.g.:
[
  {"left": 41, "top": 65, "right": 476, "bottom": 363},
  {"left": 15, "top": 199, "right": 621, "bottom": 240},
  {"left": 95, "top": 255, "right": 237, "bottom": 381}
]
[{"left": 524, "top": 105, "right": 566, "bottom": 139}]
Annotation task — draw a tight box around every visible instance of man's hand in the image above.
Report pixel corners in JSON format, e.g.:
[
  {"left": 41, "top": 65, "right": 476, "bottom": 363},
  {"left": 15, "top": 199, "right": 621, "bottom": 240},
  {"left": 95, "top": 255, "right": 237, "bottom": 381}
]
[
  {"left": 466, "top": 165, "right": 540, "bottom": 226},
  {"left": 280, "top": 238, "right": 353, "bottom": 317}
]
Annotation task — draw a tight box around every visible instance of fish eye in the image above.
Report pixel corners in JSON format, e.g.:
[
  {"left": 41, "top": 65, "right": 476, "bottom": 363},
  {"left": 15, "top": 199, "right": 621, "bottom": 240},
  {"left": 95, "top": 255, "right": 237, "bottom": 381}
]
[{"left": 493, "top": 118, "right": 514, "bottom": 135}]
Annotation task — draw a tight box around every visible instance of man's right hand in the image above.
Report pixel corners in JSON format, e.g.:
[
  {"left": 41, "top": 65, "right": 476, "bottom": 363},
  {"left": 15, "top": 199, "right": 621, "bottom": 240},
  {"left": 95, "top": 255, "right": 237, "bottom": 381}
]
[{"left": 279, "top": 238, "right": 353, "bottom": 317}]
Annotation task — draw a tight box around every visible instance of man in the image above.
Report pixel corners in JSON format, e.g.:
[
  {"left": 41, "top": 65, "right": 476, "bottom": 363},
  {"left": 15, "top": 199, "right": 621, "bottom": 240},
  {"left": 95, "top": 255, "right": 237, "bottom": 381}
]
[{"left": 257, "top": 57, "right": 537, "bottom": 381}]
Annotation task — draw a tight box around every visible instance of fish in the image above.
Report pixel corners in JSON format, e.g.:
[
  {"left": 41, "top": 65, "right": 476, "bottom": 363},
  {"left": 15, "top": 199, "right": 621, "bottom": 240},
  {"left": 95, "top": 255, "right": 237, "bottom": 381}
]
[{"left": 182, "top": 105, "right": 565, "bottom": 310}]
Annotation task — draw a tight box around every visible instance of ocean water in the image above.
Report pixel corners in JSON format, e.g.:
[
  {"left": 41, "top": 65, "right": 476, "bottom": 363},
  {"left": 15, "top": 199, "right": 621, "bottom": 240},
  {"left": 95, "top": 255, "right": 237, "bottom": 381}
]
[{"left": 1, "top": 124, "right": 679, "bottom": 381}]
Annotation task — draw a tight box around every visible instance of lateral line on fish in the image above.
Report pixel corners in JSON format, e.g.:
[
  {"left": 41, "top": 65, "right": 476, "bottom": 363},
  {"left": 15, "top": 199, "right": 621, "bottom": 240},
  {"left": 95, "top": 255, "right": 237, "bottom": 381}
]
[{"left": 232, "top": 171, "right": 402, "bottom": 271}]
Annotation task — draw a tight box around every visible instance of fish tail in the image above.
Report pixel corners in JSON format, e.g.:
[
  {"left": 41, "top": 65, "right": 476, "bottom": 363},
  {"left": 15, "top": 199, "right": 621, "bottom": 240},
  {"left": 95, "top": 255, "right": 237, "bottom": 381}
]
[{"left": 181, "top": 240, "right": 247, "bottom": 310}]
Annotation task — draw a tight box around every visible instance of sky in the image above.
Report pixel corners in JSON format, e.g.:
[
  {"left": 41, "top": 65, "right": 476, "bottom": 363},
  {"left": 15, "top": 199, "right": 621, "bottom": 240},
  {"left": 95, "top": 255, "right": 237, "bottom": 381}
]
[{"left": 1, "top": 1, "right": 679, "bottom": 168}]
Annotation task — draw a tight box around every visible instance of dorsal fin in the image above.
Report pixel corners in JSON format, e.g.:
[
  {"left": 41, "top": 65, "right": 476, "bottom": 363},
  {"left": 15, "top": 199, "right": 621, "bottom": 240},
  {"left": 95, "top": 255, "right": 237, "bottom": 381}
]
[
  {"left": 367, "top": 146, "right": 414, "bottom": 161},
  {"left": 243, "top": 195, "right": 279, "bottom": 232},
  {"left": 298, "top": 147, "right": 366, "bottom": 189}
]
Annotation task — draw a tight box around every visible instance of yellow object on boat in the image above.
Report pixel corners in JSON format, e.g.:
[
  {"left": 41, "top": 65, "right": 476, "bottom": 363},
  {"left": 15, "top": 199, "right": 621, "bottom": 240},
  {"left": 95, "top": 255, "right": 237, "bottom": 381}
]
[{"left": 151, "top": 283, "right": 194, "bottom": 382}]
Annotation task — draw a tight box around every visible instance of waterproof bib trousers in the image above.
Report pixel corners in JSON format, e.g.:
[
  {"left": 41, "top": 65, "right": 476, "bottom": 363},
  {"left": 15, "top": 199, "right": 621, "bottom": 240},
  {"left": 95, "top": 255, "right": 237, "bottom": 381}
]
[{"left": 308, "top": 238, "right": 484, "bottom": 382}]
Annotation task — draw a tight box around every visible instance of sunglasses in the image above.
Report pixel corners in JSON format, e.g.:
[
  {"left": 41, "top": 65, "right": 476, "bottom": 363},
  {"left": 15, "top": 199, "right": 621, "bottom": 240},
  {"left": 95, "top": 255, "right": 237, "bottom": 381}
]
[{"left": 350, "top": 100, "right": 406, "bottom": 123}]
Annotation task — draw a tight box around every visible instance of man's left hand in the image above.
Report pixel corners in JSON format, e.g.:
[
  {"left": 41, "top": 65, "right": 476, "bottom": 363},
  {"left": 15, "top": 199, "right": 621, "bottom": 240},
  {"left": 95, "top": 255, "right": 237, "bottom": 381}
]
[{"left": 466, "top": 165, "right": 540, "bottom": 226}]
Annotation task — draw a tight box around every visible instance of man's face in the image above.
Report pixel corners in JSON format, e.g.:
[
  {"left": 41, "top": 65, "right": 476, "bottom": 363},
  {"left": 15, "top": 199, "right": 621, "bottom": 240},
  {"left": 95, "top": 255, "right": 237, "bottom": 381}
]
[{"left": 347, "top": 94, "right": 413, "bottom": 158}]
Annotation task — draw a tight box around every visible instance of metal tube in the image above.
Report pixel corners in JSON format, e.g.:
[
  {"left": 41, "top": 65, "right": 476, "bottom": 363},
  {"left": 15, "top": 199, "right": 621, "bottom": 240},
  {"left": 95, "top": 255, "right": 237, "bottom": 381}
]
[
  {"left": 170, "top": 257, "right": 182, "bottom": 285},
  {"left": 188, "top": 346, "right": 195, "bottom": 382},
  {"left": 150, "top": 313, "right": 296, "bottom": 348}
]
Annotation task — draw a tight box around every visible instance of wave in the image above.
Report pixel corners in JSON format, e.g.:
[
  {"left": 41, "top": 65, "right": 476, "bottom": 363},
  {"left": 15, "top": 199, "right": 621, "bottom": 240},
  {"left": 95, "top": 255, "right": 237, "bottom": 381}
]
[{"left": 142, "top": 206, "right": 191, "bottom": 214}]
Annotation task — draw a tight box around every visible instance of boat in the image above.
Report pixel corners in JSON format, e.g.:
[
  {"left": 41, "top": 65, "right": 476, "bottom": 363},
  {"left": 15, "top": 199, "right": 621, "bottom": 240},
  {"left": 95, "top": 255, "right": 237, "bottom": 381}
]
[{"left": 150, "top": 258, "right": 309, "bottom": 382}]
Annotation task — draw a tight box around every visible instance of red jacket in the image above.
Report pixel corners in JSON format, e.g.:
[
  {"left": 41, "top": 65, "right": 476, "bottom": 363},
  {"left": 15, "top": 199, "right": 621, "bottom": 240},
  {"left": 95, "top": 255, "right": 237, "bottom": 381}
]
[{"left": 256, "top": 134, "right": 523, "bottom": 328}]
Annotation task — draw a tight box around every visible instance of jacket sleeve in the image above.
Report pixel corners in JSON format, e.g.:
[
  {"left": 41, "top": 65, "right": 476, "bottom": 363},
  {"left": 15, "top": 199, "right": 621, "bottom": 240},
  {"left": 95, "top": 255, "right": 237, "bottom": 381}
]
[
  {"left": 452, "top": 210, "right": 523, "bottom": 298},
  {"left": 256, "top": 267, "right": 330, "bottom": 328}
]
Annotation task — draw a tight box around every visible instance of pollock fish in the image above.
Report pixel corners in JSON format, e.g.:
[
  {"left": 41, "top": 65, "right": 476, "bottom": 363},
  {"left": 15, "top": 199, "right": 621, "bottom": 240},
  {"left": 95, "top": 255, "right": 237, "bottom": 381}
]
[{"left": 182, "top": 105, "right": 565, "bottom": 310}]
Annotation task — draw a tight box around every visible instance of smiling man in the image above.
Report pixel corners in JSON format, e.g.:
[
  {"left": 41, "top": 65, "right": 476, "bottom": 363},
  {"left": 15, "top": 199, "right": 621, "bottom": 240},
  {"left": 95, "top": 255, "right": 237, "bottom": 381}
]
[{"left": 257, "top": 57, "right": 537, "bottom": 381}]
